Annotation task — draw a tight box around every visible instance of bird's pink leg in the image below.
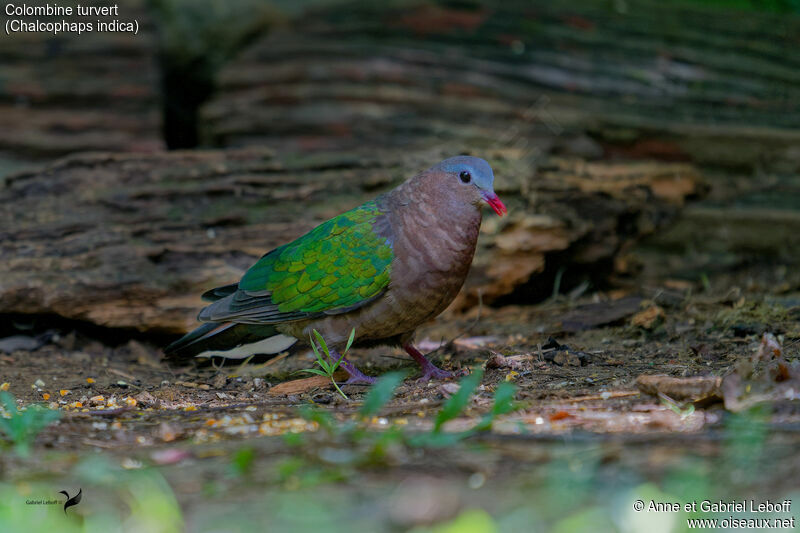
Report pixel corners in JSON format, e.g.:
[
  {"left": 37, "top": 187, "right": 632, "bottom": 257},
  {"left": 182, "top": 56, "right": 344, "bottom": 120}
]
[
  {"left": 403, "top": 343, "right": 455, "bottom": 381},
  {"left": 329, "top": 348, "right": 376, "bottom": 385}
]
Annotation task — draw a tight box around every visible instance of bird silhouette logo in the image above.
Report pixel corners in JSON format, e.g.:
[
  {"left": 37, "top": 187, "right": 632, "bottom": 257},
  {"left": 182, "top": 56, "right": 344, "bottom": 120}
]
[{"left": 59, "top": 488, "right": 82, "bottom": 514}]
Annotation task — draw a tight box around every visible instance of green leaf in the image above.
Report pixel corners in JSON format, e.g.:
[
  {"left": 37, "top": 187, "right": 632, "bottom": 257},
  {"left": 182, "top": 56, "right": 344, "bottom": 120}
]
[
  {"left": 491, "top": 382, "right": 517, "bottom": 416},
  {"left": 344, "top": 327, "right": 356, "bottom": 354},
  {"left": 359, "top": 371, "right": 406, "bottom": 418},
  {"left": 1, "top": 392, "right": 18, "bottom": 416},
  {"left": 298, "top": 405, "right": 335, "bottom": 431},
  {"left": 430, "top": 509, "right": 498, "bottom": 533},
  {"left": 309, "top": 336, "right": 321, "bottom": 359},
  {"left": 434, "top": 368, "right": 484, "bottom": 433},
  {"left": 229, "top": 447, "right": 255, "bottom": 477},
  {"left": 0, "top": 392, "right": 61, "bottom": 456},
  {"left": 475, "top": 382, "right": 518, "bottom": 432},
  {"left": 316, "top": 359, "right": 332, "bottom": 375},
  {"left": 408, "top": 430, "right": 469, "bottom": 448},
  {"left": 300, "top": 369, "right": 329, "bottom": 377},
  {"left": 312, "top": 330, "right": 330, "bottom": 358}
]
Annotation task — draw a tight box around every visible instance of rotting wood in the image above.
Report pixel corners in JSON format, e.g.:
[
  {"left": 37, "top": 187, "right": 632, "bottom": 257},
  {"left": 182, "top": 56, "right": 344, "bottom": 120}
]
[{"left": 0, "top": 149, "right": 701, "bottom": 334}]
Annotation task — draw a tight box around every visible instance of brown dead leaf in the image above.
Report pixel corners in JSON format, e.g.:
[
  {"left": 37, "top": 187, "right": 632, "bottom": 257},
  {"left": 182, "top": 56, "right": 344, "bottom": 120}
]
[
  {"left": 267, "top": 371, "right": 349, "bottom": 396},
  {"left": 754, "top": 332, "right": 782, "bottom": 362},
  {"left": 485, "top": 353, "right": 527, "bottom": 370},
  {"left": 630, "top": 305, "right": 665, "bottom": 329},
  {"left": 636, "top": 374, "right": 722, "bottom": 404},
  {"left": 175, "top": 381, "right": 210, "bottom": 390},
  {"left": 134, "top": 390, "right": 159, "bottom": 408}
]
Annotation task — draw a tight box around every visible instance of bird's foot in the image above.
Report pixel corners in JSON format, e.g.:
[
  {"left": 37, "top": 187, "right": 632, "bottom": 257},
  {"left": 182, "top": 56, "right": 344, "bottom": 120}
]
[
  {"left": 329, "top": 348, "right": 376, "bottom": 385},
  {"left": 404, "top": 343, "right": 456, "bottom": 382},
  {"left": 417, "top": 363, "right": 455, "bottom": 382}
]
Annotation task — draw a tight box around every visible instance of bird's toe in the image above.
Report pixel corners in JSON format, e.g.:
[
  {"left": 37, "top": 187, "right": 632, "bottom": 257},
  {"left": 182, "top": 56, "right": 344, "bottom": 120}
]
[{"left": 417, "top": 366, "right": 456, "bottom": 382}]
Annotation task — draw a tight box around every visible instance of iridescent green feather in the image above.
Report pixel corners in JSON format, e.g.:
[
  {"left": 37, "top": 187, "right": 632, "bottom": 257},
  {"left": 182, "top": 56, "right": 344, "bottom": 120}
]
[{"left": 239, "top": 201, "right": 393, "bottom": 314}]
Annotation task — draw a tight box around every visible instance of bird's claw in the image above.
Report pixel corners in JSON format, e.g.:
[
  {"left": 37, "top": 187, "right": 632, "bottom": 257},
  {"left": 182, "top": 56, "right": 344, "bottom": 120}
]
[{"left": 416, "top": 365, "right": 457, "bottom": 382}]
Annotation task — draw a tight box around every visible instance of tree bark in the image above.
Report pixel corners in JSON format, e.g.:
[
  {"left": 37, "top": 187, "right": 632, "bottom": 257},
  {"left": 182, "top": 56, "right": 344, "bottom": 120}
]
[
  {"left": 0, "top": 149, "right": 701, "bottom": 333},
  {"left": 203, "top": 0, "right": 800, "bottom": 173}
]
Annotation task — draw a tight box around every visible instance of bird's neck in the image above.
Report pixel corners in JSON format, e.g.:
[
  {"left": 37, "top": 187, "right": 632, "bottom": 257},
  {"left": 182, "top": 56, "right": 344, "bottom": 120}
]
[
  {"left": 386, "top": 176, "right": 482, "bottom": 228},
  {"left": 384, "top": 178, "right": 483, "bottom": 268}
]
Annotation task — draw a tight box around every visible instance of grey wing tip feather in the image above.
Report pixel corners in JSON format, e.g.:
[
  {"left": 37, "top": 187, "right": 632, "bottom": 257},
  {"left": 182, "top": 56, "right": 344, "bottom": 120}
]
[{"left": 201, "top": 283, "right": 239, "bottom": 302}]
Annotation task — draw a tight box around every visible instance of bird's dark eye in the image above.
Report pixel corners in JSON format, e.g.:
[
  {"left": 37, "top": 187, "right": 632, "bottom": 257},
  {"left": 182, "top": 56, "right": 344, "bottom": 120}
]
[{"left": 459, "top": 171, "right": 471, "bottom": 183}]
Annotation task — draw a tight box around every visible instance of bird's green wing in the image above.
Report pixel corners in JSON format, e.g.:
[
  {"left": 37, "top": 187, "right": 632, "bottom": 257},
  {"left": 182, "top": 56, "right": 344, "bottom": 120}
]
[{"left": 198, "top": 201, "right": 394, "bottom": 324}]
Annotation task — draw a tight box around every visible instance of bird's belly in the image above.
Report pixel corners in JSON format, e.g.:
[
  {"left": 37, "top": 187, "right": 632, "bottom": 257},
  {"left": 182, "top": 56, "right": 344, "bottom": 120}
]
[{"left": 284, "top": 267, "right": 467, "bottom": 347}]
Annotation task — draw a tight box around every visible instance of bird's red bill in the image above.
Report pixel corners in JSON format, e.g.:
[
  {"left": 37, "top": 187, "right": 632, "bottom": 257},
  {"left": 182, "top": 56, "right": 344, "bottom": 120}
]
[{"left": 484, "top": 193, "right": 507, "bottom": 216}]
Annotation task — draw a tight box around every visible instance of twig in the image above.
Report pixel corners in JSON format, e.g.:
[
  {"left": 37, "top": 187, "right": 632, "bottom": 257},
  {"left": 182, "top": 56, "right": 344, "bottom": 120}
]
[
  {"left": 107, "top": 368, "right": 138, "bottom": 381},
  {"left": 560, "top": 391, "right": 640, "bottom": 403}
]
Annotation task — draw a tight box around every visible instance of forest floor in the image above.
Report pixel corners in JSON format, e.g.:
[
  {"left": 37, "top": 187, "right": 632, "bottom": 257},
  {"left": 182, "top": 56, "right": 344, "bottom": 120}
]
[{"left": 2, "top": 264, "right": 800, "bottom": 531}]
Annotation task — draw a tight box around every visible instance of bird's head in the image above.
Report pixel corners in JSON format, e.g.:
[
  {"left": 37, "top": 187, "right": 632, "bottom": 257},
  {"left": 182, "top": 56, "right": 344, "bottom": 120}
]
[{"left": 427, "top": 156, "right": 506, "bottom": 216}]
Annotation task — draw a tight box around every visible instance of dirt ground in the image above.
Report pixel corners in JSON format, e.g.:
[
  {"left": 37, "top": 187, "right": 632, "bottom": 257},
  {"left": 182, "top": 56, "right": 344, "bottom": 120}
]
[{"left": 2, "top": 263, "right": 800, "bottom": 531}]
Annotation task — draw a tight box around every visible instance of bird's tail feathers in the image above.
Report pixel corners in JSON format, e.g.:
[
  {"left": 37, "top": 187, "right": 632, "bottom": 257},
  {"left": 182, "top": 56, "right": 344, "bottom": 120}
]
[{"left": 164, "top": 321, "right": 298, "bottom": 362}]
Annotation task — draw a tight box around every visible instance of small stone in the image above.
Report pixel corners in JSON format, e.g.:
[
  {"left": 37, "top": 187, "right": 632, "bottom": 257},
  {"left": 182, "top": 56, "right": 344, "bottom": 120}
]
[
  {"left": 439, "top": 383, "right": 460, "bottom": 397},
  {"left": 467, "top": 472, "right": 486, "bottom": 489},
  {"left": 212, "top": 374, "right": 227, "bottom": 389},
  {"left": 121, "top": 458, "right": 143, "bottom": 470},
  {"left": 134, "top": 391, "right": 159, "bottom": 408}
]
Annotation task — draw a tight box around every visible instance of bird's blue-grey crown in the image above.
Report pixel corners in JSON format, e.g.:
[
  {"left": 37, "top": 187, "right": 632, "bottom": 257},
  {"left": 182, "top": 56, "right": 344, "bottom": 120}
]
[{"left": 435, "top": 155, "right": 495, "bottom": 191}]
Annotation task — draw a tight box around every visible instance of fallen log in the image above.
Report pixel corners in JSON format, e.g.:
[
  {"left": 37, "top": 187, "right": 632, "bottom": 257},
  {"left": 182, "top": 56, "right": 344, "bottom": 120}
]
[
  {"left": 203, "top": 0, "right": 800, "bottom": 173},
  {"left": 0, "top": 148, "right": 701, "bottom": 334}
]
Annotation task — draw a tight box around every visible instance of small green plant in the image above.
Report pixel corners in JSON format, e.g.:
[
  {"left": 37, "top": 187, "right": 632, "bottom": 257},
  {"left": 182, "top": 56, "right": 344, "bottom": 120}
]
[
  {"left": 434, "top": 368, "right": 484, "bottom": 433},
  {"left": 358, "top": 371, "right": 406, "bottom": 419},
  {"left": 229, "top": 446, "right": 256, "bottom": 478},
  {"left": 409, "top": 368, "right": 519, "bottom": 447},
  {"left": 474, "top": 381, "right": 518, "bottom": 431},
  {"left": 0, "top": 391, "right": 61, "bottom": 456},
  {"left": 296, "top": 368, "right": 520, "bottom": 452},
  {"left": 300, "top": 328, "right": 356, "bottom": 400}
]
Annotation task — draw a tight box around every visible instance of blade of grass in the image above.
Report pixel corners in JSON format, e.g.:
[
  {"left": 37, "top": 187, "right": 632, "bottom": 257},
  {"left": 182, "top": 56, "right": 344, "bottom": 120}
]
[
  {"left": 434, "top": 368, "right": 484, "bottom": 432},
  {"left": 359, "top": 371, "right": 406, "bottom": 418},
  {"left": 344, "top": 328, "right": 356, "bottom": 353}
]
